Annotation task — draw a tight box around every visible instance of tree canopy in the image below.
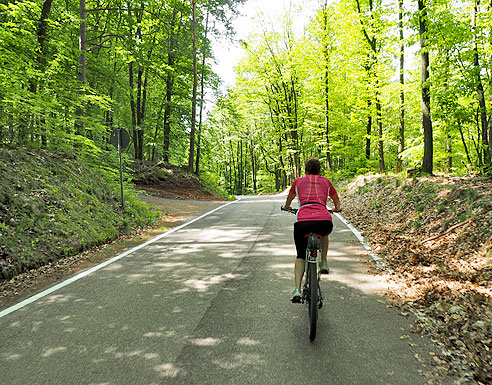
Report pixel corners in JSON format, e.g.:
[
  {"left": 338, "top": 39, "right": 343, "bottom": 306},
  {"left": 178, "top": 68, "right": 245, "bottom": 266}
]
[
  {"left": 1, "top": 0, "right": 491, "bottom": 195},
  {"left": 202, "top": 0, "right": 492, "bottom": 194}
]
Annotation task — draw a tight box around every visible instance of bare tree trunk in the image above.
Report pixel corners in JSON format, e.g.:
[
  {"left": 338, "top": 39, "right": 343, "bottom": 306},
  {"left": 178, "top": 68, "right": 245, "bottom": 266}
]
[
  {"left": 458, "top": 124, "right": 472, "bottom": 165},
  {"left": 152, "top": 101, "right": 165, "bottom": 161},
  {"left": 396, "top": 0, "right": 405, "bottom": 173},
  {"left": 419, "top": 0, "right": 433, "bottom": 174},
  {"left": 188, "top": 0, "right": 198, "bottom": 173},
  {"left": 355, "top": 0, "right": 383, "bottom": 166},
  {"left": 366, "top": 99, "right": 372, "bottom": 159},
  {"left": 195, "top": 2, "right": 210, "bottom": 175},
  {"left": 446, "top": 131, "right": 452, "bottom": 172},
  {"left": 250, "top": 138, "right": 257, "bottom": 192},
  {"left": 75, "top": 0, "right": 87, "bottom": 135},
  {"left": 375, "top": 89, "right": 385, "bottom": 173},
  {"left": 163, "top": 9, "right": 178, "bottom": 162},
  {"left": 129, "top": 61, "right": 138, "bottom": 157},
  {"left": 322, "top": 0, "right": 332, "bottom": 170},
  {"left": 489, "top": 0, "right": 492, "bottom": 164},
  {"left": 473, "top": 0, "right": 490, "bottom": 166}
]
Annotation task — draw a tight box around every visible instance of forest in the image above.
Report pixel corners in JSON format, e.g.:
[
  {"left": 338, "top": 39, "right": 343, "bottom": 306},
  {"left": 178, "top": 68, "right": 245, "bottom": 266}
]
[{"left": 1, "top": 0, "right": 492, "bottom": 193}]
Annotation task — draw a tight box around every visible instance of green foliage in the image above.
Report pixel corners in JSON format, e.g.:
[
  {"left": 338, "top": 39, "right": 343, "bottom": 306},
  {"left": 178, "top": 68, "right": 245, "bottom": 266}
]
[
  {"left": 0, "top": 146, "right": 157, "bottom": 279},
  {"left": 200, "top": 0, "right": 492, "bottom": 194}
]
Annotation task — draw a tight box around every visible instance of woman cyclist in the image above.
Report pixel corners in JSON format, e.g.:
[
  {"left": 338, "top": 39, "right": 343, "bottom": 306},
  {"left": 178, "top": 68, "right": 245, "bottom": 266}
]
[{"left": 283, "top": 158, "right": 341, "bottom": 302}]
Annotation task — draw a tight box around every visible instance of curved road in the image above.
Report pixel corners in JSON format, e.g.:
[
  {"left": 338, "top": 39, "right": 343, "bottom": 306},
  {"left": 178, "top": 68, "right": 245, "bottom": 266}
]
[{"left": 1, "top": 195, "right": 448, "bottom": 384}]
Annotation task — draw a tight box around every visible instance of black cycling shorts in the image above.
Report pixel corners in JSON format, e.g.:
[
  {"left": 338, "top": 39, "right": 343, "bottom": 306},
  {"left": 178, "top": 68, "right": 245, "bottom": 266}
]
[{"left": 293, "top": 220, "right": 333, "bottom": 259}]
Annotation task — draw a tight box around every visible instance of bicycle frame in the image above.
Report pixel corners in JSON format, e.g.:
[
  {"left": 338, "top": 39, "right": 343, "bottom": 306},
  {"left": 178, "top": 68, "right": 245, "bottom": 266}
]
[
  {"left": 303, "top": 233, "right": 324, "bottom": 341},
  {"left": 303, "top": 233, "right": 323, "bottom": 308}
]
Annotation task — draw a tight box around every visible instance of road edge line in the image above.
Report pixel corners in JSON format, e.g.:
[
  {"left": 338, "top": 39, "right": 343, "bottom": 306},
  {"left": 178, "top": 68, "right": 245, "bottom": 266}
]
[
  {"left": 333, "top": 212, "right": 391, "bottom": 272},
  {"left": 0, "top": 199, "right": 240, "bottom": 319}
]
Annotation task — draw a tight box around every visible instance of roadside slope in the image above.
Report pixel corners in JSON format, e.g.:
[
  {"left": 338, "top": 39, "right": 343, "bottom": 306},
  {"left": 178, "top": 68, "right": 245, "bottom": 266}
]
[
  {"left": 341, "top": 176, "right": 491, "bottom": 384},
  {"left": 0, "top": 148, "right": 225, "bottom": 308}
]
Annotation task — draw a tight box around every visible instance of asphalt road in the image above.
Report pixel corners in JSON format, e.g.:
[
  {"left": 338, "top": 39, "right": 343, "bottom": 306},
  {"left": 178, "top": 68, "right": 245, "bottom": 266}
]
[{"left": 0, "top": 195, "right": 449, "bottom": 384}]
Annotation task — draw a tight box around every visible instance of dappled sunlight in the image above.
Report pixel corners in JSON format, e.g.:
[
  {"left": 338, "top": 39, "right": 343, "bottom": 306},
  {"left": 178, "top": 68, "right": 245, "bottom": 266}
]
[
  {"left": 41, "top": 346, "right": 67, "bottom": 357},
  {"left": 2, "top": 195, "right": 421, "bottom": 385},
  {"left": 125, "top": 273, "right": 156, "bottom": 284},
  {"left": 40, "top": 294, "right": 74, "bottom": 305},
  {"left": 190, "top": 337, "right": 222, "bottom": 346},
  {"left": 2, "top": 352, "right": 22, "bottom": 361},
  {"left": 171, "top": 226, "right": 258, "bottom": 243},
  {"left": 268, "top": 263, "right": 292, "bottom": 270},
  {"left": 184, "top": 273, "right": 242, "bottom": 292},
  {"left": 154, "top": 363, "right": 181, "bottom": 378},
  {"left": 324, "top": 271, "right": 389, "bottom": 295},
  {"left": 102, "top": 263, "right": 123, "bottom": 271},
  {"left": 171, "top": 287, "right": 191, "bottom": 294},
  {"left": 326, "top": 249, "right": 348, "bottom": 257},
  {"left": 217, "top": 251, "right": 243, "bottom": 259},
  {"left": 143, "top": 261, "right": 188, "bottom": 271},
  {"left": 163, "top": 244, "right": 205, "bottom": 255},
  {"left": 269, "top": 262, "right": 292, "bottom": 279},
  {"left": 329, "top": 255, "right": 361, "bottom": 263},
  {"left": 237, "top": 337, "right": 260, "bottom": 346},
  {"left": 254, "top": 244, "right": 296, "bottom": 257}
]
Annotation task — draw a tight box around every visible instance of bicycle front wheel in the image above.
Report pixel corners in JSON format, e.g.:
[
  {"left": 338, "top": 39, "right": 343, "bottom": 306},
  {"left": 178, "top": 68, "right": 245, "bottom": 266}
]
[{"left": 307, "top": 261, "right": 318, "bottom": 341}]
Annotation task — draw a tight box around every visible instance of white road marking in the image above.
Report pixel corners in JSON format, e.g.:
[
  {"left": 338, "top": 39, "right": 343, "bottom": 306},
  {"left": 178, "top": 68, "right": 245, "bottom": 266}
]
[
  {"left": 0, "top": 199, "right": 240, "bottom": 319},
  {"left": 333, "top": 212, "right": 391, "bottom": 271}
]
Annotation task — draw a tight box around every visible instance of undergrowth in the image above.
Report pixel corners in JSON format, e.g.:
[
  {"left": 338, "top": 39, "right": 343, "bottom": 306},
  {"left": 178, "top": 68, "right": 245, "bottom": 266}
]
[{"left": 0, "top": 146, "right": 158, "bottom": 280}]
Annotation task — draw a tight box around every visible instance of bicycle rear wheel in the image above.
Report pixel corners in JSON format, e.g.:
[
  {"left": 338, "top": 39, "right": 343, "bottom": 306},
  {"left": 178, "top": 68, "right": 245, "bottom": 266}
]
[{"left": 307, "top": 261, "right": 318, "bottom": 341}]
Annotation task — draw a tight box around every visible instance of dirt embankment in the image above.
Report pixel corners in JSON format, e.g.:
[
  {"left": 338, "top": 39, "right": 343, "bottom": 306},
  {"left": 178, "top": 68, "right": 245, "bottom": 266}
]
[{"left": 341, "top": 176, "right": 491, "bottom": 384}]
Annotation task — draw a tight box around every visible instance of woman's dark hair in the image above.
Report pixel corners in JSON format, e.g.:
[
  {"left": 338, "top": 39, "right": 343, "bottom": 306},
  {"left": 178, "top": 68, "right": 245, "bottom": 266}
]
[{"left": 305, "top": 158, "right": 321, "bottom": 175}]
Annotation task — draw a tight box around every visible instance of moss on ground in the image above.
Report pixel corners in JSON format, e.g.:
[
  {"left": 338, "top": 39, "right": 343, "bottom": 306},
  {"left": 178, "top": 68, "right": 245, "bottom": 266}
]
[{"left": 0, "top": 147, "right": 158, "bottom": 279}]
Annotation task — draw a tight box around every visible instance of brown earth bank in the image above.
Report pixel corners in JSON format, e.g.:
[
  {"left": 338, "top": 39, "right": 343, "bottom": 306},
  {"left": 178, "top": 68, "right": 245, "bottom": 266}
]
[
  {"left": 341, "top": 175, "right": 492, "bottom": 385},
  {"left": 0, "top": 182, "right": 226, "bottom": 309}
]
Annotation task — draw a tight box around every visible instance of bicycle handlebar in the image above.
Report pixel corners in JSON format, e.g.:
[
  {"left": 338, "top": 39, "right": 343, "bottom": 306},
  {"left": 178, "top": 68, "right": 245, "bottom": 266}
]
[
  {"left": 281, "top": 206, "right": 341, "bottom": 214},
  {"left": 281, "top": 206, "right": 298, "bottom": 214}
]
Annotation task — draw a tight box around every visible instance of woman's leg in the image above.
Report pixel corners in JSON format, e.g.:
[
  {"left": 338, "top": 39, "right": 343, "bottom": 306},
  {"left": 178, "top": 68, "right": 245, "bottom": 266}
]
[
  {"left": 321, "top": 235, "right": 329, "bottom": 262},
  {"left": 295, "top": 258, "right": 305, "bottom": 289},
  {"left": 293, "top": 222, "right": 307, "bottom": 291}
]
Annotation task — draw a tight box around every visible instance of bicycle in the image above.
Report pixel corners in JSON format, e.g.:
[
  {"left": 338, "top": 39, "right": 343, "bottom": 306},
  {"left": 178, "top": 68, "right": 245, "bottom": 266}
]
[{"left": 281, "top": 206, "right": 325, "bottom": 341}]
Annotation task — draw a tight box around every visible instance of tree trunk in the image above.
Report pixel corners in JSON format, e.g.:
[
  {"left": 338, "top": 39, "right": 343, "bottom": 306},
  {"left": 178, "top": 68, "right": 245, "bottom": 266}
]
[
  {"left": 129, "top": 61, "right": 138, "bottom": 157},
  {"left": 188, "top": 0, "right": 198, "bottom": 173},
  {"left": 163, "top": 9, "right": 178, "bottom": 162},
  {"left": 446, "top": 131, "right": 452, "bottom": 172},
  {"left": 355, "top": 0, "right": 379, "bottom": 163},
  {"left": 489, "top": 0, "right": 492, "bottom": 164},
  {"left": 75, "top": 0, "right": 87, "bottom": 135},
  {"left": 419, "top": 0, "right": 433, "bottom": 174},
  {"left": 473, "top": 0, "right": 490, "bottom": 166},
  {"left": 152, "top": 101, "right": 165, "bottom": 161},
  {"left": 366, "top": 99, "right": 372, "bottom": 159},
  {"left": 396, "top": 0, "right": 405, "bottom": 173},
  {"left": 250, "top": 138, "right": 257, "bottom": 192},
  {"left": 322, "top": 0, "right": 332, "bottom": 170},
  {"left": 375, "top": 91, "right": 385, "bottom": 173},
  {"left": 458, "top": 124, "right": 472, "bottom": 165},
  {"left": 195, "top": 3, "right": 210, "bottom": 176}
]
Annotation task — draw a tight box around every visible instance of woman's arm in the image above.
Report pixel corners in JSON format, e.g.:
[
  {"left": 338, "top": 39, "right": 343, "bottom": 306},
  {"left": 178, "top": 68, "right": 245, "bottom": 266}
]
[
  {"left": 284, "top": 192, "right": 296, "bottom": 209},
  {"left": 330, "top": 193, "right": 341, "bottom": 212}
]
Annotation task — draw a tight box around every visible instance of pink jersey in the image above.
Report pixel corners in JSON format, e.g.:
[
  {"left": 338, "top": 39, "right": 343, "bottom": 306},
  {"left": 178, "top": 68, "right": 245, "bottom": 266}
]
[{"left": 289, "top": 174, "right": 337, "bottom": 222}]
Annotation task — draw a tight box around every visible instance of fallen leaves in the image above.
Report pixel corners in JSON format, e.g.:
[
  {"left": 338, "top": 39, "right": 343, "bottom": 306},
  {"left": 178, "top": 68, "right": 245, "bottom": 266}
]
[{"left": 341, "top": 175, "right": 492, "bottom": 384}]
